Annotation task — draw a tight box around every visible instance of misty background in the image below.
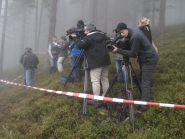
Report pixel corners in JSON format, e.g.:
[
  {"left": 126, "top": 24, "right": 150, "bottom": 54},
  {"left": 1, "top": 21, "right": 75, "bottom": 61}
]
[{"left": 0, "top": 0, "right": 185, "bottom": 77}]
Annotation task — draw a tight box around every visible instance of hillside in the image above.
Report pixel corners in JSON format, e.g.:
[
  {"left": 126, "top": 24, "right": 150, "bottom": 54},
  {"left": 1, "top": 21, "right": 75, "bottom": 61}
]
[{"left": 0, "top": 25, "right": 185, "bottom": 139}]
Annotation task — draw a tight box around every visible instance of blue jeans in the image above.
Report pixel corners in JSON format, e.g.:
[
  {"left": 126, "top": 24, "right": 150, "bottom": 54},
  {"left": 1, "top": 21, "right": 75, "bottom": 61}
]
[
  {"left": 116, "top": 60, "right": 128, "bottom": 82},
  {"left": 50, "top": 58, "right": 58, "bottom": 74},
  {"left": 70, "top": 55, "right": 84, "bottom": 82},
  {"left": 25, "top": 69, "right": 36, "bottom": 86}
]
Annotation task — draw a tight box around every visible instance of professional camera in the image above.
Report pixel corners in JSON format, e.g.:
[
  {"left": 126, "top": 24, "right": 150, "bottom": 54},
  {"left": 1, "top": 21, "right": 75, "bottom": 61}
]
[{"left": 106, "top": 33, "right": 130, "bottom": 52}]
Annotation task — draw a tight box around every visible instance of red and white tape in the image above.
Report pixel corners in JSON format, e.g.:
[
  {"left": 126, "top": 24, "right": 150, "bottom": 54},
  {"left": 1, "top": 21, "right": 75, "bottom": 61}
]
[
  {"left": 0, "top": 76, "right": 22, "bottom": 88},
  {"left": 1, "top": 79, "right": 185, "bottom": 109}
]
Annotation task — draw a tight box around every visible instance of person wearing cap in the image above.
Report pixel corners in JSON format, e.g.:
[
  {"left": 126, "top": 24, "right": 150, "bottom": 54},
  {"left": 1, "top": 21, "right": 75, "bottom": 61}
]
[
  {"left": 71, "top": 22, "right": 111, "bottom": 98},
  {"left": 69, "top": 20, "right": 85, "bottom": 82},
  {"left": 20, "top": 48, "right": 28, "bottom": 85},
  {"left": 112, "top": 22, "right": 159, "bottom": 115},
  {"left": 57, "top": 36, "right": 69, "bottom": 72}
]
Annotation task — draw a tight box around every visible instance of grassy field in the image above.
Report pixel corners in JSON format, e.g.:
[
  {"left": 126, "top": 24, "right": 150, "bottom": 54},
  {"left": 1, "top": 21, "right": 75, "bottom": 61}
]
[{"left": 0, "top": 24, "right": 185, "bottom": 139}]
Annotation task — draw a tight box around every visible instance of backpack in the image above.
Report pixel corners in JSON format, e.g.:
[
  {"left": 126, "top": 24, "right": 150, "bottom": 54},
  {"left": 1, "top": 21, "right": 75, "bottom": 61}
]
[{"left": 23, "top": 53, "right": 38, "bottom": 68}]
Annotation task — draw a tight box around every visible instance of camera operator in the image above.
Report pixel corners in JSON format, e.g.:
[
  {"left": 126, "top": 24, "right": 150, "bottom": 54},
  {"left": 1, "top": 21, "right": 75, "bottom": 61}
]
[
  {"left": 70, "top": 23, "right": 111, "bottom": 100},
  {"left": 111, "top": 22, "right": 159, "bottom": 115},
  {"left": 69, "top": 20, "right": 85, "bottom": 82}
]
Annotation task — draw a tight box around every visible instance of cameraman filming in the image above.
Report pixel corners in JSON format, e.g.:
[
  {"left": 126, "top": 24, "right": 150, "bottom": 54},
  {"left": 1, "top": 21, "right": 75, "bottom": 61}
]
[
  {"left": 111, "top": 23, "right": 159, "bottom": 115},
  {"left": 70, "top": 23, "right": 111, "bottom": 101}
]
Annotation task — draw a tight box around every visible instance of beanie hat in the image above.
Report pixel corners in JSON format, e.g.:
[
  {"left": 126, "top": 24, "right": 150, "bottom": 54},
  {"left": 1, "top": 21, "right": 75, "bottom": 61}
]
[
  {"left": 77, "top": 20, "right": 84, "bottom": 28},
  {"left": 116, "top": 22, "right": 128, "bottom": 32},
  {"left": 84, "top": 23, "right": 95, "bottom": 31},
  {"left": 61, "top": 35, "right": 67, "bottom": 40}
]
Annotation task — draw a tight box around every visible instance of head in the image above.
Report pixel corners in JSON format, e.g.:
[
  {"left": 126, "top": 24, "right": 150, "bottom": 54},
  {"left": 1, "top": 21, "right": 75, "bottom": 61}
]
[
  {"left": 52, "top": 36, "right": 57, "bottom": 42},
  {"left": 116, "top": 22, "right": 128, "bottom": 37},
  {"left": 61, "top": 36, "right": 67, "bottom": 42},
  {"left": 27, "top": 47, "right": 32, "bottom": 53},
  {"left": 84, "top": 23, "right": 95, "bottom": 34},
  {"left": 138, "top": 17, "right": 150, "bottom": 26},
  {"left": 77, "top": 20, "right": 84, "bottom": 30}
]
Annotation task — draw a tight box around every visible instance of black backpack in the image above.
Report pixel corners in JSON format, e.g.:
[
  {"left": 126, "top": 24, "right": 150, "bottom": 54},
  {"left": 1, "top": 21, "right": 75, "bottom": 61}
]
[{"left": 23, "top": 53, "right": 38, "bottom": 68}]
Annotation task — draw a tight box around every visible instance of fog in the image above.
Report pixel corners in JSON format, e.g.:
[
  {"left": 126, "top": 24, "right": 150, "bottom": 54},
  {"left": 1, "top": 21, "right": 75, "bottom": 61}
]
[{"left": 0, "top": 0, "right": 185, "bottom": 76}]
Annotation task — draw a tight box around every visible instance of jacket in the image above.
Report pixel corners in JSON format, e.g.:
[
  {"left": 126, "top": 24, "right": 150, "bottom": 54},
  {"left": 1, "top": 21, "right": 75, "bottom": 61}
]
[
  {"left": 75, "top": 30, "right": 111, "bottom": 69},
  {"left": 23, "top": 52, "right": 39, "bottom": 69},
  {"left": 58, "top": 41, "right": 69, "bottom": 57},
  {"left": 48, "top": 42, "right": 60, "bottom": 58},
  {"left": 139, "top": 25, "right": 152, "bottom": 43},
  {"left": 117, "top": 28, "right": 158, "bottom": 65}
]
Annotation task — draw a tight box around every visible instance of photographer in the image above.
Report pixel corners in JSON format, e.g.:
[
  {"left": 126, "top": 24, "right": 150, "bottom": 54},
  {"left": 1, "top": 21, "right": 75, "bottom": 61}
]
[
  {"left": 70, "top": 23, "right": 111, "bottom": 99},
  {"left": 111, "top": 23, "right": 159, "bottom": 115},
  {"left": 69, "top": 20, "right": 85, "bottom": 82}
]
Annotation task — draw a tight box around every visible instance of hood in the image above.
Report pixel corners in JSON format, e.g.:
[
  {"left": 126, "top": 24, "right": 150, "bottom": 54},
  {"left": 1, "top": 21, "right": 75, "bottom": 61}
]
[{"left": 87, "top": 30, "right": 106, "bottom": 43}]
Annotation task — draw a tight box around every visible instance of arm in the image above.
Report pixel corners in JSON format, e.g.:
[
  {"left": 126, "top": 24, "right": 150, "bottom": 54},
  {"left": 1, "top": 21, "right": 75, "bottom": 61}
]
[
  {"left": 115, "top": 36, "right": 140, "bottom": 58},
  {"left": 75, "top": 38, "right": 90, "bottom": 49},
  {"left": 60, "top": 41, "right": 68, "bottom": 50}
]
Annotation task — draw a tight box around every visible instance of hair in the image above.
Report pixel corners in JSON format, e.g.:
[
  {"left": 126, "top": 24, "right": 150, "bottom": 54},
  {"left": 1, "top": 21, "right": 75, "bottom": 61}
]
[{"left": 139, "top": 17, "right": 150, "bottom": 25}]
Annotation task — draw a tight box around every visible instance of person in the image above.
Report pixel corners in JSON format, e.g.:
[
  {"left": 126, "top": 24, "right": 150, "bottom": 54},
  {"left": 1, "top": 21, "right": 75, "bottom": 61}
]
[
  {"left": 20, "top": 48, "right": 28, "bottom": 85},
  {"left": 112, "top": 22, "right": 159, "bottom": 114},
  {"left": 71, "top": 23, "right": 111, "bottom": 98},
  {"left": 112, "top": 29, "right": 128, "bottom": 83},
  {"left": 23, "top": 47, "right": 39, "bottom": 86},
  {"left": 57, "top": 36, "right": 69, "bottom": 72},
  {"left": 48, "top": 36, "right": 60, "bottom": 74},
  {"left": 69, "top": 20, "right": 85, "bottom": 82},
  {"left": 138, "top": 17, "right": 158, "bottom": 53}
]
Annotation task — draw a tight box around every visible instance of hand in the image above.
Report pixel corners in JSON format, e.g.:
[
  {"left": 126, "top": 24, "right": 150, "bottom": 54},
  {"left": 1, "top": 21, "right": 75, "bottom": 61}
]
[
  {"left": 70, "top": 34, "right": 77, "bottom": 37},
  {"left": 112, "top": 45, "right": 118, "bottom": 53}
]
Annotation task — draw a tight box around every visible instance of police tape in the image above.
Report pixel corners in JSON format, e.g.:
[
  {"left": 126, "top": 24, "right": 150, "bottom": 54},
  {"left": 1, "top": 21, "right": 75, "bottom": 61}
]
[
  {"left": 0, "top": 76, "right": 22, "bottom": 88},
  {"left": 1, "top": 79, "right": 185, "bottom": 109}
]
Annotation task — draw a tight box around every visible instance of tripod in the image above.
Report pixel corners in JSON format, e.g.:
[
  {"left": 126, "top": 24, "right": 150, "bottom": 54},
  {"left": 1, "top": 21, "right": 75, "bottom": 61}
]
[
  {"left": 104, "top": 61, "right": 141, "bottom": 132},
  {"left": 63, "top": 50, "right": 88, "bottom": 115}
]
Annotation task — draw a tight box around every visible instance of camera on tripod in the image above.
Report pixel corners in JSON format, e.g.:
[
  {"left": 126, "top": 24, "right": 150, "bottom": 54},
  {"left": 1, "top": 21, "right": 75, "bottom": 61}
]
[
  {"left": 66, "top": 25, "right": 85, "bottom": 38},
  {"left": 106, "top": 33, "right": 131, "bottom": 52}
]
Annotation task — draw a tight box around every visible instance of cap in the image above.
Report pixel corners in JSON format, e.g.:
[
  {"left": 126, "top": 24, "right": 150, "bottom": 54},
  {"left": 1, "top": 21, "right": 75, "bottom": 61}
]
[
  {"left": 116, "top": 22, "right": 128, "bottom": 33},
  {"left": 77, "top": 20, "right": 84, "bottom": 28}
]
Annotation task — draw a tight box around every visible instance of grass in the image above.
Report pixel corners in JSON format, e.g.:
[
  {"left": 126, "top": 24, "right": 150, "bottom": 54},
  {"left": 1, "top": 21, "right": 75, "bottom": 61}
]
[{"left": 0, "top": 24, "right": 185, "bottom": 138}]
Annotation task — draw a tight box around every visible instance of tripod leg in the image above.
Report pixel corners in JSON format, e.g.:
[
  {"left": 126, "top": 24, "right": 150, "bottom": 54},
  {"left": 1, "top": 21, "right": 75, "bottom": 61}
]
[
  {"left": 126, "top": 65, "right": 135, "bottom": 132},
  {"left": 82, "top": 56, "right": 88, "bottom": 115}
]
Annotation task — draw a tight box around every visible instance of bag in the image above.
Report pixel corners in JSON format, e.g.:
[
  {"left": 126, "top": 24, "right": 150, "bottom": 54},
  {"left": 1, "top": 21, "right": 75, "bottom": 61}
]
[
  {"left": 60, "top": 76, "right": 74, "bottom": 83},
  {"left": 23, "top": 53, "right": 38, "bottom": 68}
]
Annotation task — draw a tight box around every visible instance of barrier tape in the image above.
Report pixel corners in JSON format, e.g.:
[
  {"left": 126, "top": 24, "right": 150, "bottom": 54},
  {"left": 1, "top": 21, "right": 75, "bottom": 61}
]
[
  {"left": 0, "top": 76, "right": 22, "bottom": 88},
  {"left": 1, "top": 79, "right": 185, "bottom": 109}
]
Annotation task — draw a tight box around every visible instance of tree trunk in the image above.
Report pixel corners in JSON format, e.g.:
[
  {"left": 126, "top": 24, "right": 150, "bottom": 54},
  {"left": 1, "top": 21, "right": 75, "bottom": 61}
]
[
  {"left": 151, "top": 0, "right": 155, "bottom": 28},
  {"left": 48, "top": 0, "right": 58, "bottom": 45},
  {"left": 20, "top": 6, "right": 26, "bottom": 55},
  {"left": 0, "top": 0, "right": 2, "bottom": 16},
  {"left": 158, "top": 0, "right": 166, "bottom": 33},
  {"left": 104, "top": 0, "right": 108, "bottom": 33},
  {"left": 34, "top": 0, "right": 39, "bottom": 54},
  {"left": 92, "top": 0, "right": 98, "bottom": 25},
  {"left": 37, "top": 0, "right": 44, "bottom": 54},
  {"left": 0, "top": 0, "right": 8, "bottom": 78}
]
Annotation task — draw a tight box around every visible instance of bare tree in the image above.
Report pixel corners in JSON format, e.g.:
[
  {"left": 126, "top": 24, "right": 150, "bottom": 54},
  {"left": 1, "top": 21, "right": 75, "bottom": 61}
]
[
  {"left": 158, "top": 0, "right": 166, "bottom": 33},
  {"left": 48, "top": 0, "right": 58, "bottom": 45},
  {"left": 34, "top": 0, "right": 38, "bottom": 54},
  {"left": 0, "top": 0, "right": 2, "bottom": 16},
  {"left": 0, "top": 0, "right": 9, "bottom": 78},
  {"left": 37, "top": 0, "right": 44, "bottom": 54},
  {"left": 104, "top": 0, "right": 108, "bottom": 32},
  {"left": 92, "top": 0, "right": 98, "bottom": 25}
]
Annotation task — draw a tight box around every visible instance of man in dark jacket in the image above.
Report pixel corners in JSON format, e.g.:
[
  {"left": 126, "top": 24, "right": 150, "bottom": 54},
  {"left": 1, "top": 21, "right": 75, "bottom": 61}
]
[
  {"left": 20, "top": 48, "right": 28, "bottom": 85},
  {"left": 23, "top": 47, "right": 39, "bottom": 86},
  {"left": 71, "top": 23, "right": 111, "bottom": 97},
  {"left": 112, "top": 23, "right": 159, "bottom": 114}
]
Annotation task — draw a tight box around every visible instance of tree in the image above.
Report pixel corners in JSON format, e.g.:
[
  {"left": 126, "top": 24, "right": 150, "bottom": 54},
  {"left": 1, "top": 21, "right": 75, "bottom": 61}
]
[
  {"left": 158, "top": 0, "right": 166, "bottom": 33},
  {"left": 34, "top": 0, "right": 39, "bottom": 54},
  {"left": 0, "top": 0, "right": 2, "bottom": 16},
  {"left": 48, "top": 0, "right": 58, "bottom": 45},
  {"left": 0, "top": 0, "right": 9, "bottom": 78}
]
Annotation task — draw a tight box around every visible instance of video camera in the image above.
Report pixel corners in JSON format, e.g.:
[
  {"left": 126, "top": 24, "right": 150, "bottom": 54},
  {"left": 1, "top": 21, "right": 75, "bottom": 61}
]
[{"left": 66, "top": 24, "right": 85, "bottom": 39}]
